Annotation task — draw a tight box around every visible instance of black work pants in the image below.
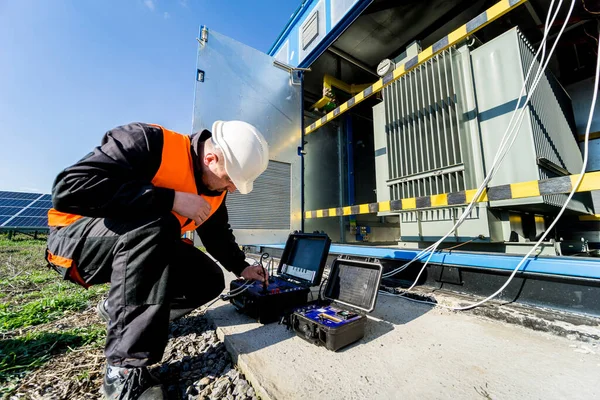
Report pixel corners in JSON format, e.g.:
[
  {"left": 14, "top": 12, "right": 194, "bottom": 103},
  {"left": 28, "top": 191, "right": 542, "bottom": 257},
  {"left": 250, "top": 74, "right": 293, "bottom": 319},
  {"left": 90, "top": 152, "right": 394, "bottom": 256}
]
[{"left": 46, "top": 213, "right": 225, "bottom": 367}]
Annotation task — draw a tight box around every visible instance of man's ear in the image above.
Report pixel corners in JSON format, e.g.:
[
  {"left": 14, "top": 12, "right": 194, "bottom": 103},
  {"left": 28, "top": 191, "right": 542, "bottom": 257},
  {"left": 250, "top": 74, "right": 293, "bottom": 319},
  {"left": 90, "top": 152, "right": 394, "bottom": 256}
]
[{"left": 204, "top": 152, "right": 219, "bottom": 166}]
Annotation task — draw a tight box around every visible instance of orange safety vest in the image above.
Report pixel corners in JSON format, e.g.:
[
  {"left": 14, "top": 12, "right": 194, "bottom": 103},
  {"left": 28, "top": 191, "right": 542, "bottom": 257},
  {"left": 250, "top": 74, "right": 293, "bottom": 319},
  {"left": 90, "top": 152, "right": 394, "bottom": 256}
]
[{"left": 48, "top": 125, "right": 226, "bottom": 234}]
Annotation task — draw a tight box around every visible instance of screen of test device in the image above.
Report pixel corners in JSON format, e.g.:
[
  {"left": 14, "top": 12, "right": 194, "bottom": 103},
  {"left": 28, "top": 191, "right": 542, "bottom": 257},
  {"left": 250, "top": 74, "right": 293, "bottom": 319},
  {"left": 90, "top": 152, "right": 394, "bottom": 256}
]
[
  {"left": 287, "top": 237, "right": 327, "bottom": 274},
  {"left": 327, "top": 263, "right": 380, "bottom": 310}
]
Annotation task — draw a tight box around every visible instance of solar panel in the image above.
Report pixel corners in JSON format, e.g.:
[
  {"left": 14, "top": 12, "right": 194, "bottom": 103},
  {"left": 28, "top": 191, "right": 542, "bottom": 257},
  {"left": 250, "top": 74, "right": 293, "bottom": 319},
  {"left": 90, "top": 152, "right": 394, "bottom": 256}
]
[
  {"left": 0, "top": 191, "right": 40, "bottom": 200},
  {"left": 19, "top": 208, "right": 48, "bottom": 217},
  {"left": 7, "top": 216, "right": 49, "bottom": 228},
  {"left": 0, "top": 191, "right": 52, "bottom": 231},
  {"left": 0, "top": 199, "right": 33, "bottom": 207},
  {"left": 30, "top": 200, "right": 53, "bottom": 208},
  {"left": 0, "top": 207, "right": 23, "bottom": 216}
]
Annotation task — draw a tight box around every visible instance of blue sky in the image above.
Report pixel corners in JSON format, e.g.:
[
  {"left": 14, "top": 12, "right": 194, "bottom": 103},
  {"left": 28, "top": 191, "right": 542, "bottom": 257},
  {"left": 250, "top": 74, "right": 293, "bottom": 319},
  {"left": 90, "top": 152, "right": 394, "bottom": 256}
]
[{"left": 0, "top": 0, "right": 299, "bottom": 193}]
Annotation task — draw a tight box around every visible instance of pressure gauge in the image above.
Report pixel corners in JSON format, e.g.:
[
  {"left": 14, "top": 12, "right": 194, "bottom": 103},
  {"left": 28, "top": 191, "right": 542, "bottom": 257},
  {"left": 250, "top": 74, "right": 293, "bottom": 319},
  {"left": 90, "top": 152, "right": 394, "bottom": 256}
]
[{"left": 377, "top": 59, "right": 395, "bottom": 77}]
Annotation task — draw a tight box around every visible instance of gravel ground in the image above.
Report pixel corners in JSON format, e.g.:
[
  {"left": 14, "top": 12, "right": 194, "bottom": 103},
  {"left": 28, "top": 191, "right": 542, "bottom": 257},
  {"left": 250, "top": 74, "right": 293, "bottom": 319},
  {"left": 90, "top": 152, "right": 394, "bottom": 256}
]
[
  {"left": 156, "top": 310, "right": 258, "bottom": 400},
  {"left": 8, "top": 308, "right": 259, "bottom": 400}
]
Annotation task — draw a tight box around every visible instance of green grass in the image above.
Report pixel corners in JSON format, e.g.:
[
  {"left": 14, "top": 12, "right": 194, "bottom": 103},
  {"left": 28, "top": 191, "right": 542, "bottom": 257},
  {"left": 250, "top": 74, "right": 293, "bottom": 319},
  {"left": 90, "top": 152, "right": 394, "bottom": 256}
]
[
  {"left": 0, "top": 240, "right": 108, "bottom": 332},
  {"left": 0, "top": 236, "right": 47, "bottom": 286},
  {"left": 0, "top": 232, "right": 47, "bottom": 247},
  {"left": 0, "top": 285, "right": 107, "bottom": 332},
  {"left": 0, "top": 232, "right": 108, "bottom": 332},
  {"left": 0, "top": 235, "right": 109, "bottom": 394},
  {"left": 0, "top": 269, "right": 55, "bottom": 294},
  {"left": 0, "top": 327, "right": 106, "bottom": 387}
]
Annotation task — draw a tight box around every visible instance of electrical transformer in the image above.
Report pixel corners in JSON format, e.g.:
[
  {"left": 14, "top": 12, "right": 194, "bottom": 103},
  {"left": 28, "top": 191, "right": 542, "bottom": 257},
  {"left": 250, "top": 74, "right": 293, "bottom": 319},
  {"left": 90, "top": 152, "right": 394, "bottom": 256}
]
[{"left": 374, "top": 28, "right": 593, "bottom": 243}]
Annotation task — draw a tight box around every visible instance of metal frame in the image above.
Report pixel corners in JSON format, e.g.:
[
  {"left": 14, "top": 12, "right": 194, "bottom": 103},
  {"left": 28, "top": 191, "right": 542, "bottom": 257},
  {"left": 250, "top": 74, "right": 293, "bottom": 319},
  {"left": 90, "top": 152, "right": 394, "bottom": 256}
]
[
  {"left": 305, "top": 171, "right": 600, "bottom": 219},
  {"left": 262, "top": 243, "right": 600, "bottom": 280},
  {"left": 304, "top": 0, "right": 528, "bottom": 135},
  {"left": 192, "top": 29, "right": 303, "bottom": 244}
]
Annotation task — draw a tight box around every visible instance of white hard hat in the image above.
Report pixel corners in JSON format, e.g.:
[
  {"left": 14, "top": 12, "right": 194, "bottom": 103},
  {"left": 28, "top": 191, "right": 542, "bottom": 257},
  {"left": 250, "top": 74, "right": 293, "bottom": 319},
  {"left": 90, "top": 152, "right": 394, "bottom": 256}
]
[{"left": 211, "top": 120, "right": 269, "bottom": 194}]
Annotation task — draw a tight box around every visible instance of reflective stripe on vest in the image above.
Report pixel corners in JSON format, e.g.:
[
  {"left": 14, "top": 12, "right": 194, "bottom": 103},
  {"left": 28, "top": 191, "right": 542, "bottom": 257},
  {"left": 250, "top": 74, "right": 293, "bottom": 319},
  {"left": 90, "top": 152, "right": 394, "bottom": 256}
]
[
  {"left": 45, "top": 249, "right": 91, "bottom": 288},
  {"left": 47, "top": 209, "right": 83, "bottom": 227},
  {"left": 48, "top": 125, "right": 225, "bottom": 234}
]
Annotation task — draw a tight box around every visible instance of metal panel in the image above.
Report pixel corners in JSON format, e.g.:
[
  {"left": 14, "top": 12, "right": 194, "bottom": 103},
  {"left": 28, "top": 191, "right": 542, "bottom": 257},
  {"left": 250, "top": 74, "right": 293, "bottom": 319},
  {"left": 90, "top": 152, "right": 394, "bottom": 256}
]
[
  {"left": 301, "top": 10, "right": 319, "bottom": 50},
  {"left": 567, "top": 77, "right": 600, "bottom": 212},
  {"left": 274, "top": 40, "right": 289, "bottom": 64},
  {"left": 262, "top": 242, "right": 600, "bottom": 280},
  {"left": 453, "top": 46, "right": 486, "bottom": 188},
  {"left": 304, "top": 119, "right": 344, "bottom": 242},
  {"left": 518, "top": 31, "right": 581, "bottom": 210},
  {"left": 373, "top": 102, "right": 390, "bottom": 208},
  {"left": 382, "top": 45, "right": 491, "bottom": 241},
  {"left": 227, "top": 161, "right": 291, "bottom": 229},
  {"left": 385, "top": 48, "right": 467, "bottom": 200},
  {"left": 401, "top": 206, "right": 492, "bottom": 242},
  {"left": 565, "top": 77, "right": 600, "bottom": 140},
  {"left": 331, "top": 0, "right": 359, "bottom": 27},
  {"left": 581, "top": 139, "right": 600, "bottom": 172},
  {"left": 193, "top": 29, "right": 302, "bottom": 244},
  {"left": 299, "top": 0, "right": 326, "bottom": 63},
  {"left": 472, "top": 27, "right": 591, "bottom": 213}
]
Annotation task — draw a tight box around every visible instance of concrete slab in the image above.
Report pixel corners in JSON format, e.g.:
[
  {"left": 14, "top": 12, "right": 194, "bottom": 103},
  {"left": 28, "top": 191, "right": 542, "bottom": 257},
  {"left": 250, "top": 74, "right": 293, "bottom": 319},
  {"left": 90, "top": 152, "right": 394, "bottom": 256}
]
[{"left": 208, "top": 270, "right": 600, "bottom": 400}]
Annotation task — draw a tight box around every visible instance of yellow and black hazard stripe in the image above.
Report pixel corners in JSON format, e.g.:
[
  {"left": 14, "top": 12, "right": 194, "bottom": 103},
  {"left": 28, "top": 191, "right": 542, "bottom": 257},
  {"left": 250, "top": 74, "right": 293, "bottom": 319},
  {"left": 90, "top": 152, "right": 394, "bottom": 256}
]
[
  {"left": 577, "top": 131, "right": 600, "bottom": 142},
  {"left": 304, "top": 0, "right": 528, "bottom": 135},
  {"left": 580, "top": 214, "right": 600, "bottom": 221},
  {"left": 305, "top": 171, "right": 600, "bottom": 219}
]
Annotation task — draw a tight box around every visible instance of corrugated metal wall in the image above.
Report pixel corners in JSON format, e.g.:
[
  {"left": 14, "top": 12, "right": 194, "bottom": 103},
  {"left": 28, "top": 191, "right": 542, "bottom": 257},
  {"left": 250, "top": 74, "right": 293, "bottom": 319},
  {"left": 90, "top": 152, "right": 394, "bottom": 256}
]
[
  {"left": 517, "top": 30, "right": 584, "bottom": 210},
  {"left": 226, "top": 161, "right": 291, "bottom": 229}
]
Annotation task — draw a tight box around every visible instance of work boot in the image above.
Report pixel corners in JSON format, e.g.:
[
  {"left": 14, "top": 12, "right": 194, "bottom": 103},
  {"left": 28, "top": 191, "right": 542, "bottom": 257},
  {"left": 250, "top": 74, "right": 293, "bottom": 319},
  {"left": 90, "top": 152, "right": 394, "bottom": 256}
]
[
  {"left": 96, "top": 298, "right": 110, "bottom": 324},
  {"left": 102, "top": 364, "right": 166, "bottom": 400},
  {"left": 98, "top": 297, "right": 195, "bottom": 324}
]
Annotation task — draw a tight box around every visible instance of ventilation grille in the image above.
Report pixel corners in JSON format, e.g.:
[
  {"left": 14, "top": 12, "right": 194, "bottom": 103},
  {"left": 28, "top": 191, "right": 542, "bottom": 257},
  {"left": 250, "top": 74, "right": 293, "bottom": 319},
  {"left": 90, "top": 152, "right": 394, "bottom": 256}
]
[
  {"left": 383, "top": 48, "right": 466, "bottom": 201},
  {"left": 517, "top": 30, "right": 576, "bottom": 209},
  {"left": 226, "top": 160, "right": 291, "bottom": 230},
  {"left": 301, "top": 10, "right": 319, "bottom": 50}
]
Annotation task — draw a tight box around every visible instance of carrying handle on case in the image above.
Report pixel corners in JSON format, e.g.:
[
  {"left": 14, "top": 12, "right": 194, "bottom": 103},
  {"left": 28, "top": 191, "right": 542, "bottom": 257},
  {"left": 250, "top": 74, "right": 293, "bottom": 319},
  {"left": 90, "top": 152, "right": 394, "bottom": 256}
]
[{"left": 318, "top": 327, "right": 327, "bottom": 346}]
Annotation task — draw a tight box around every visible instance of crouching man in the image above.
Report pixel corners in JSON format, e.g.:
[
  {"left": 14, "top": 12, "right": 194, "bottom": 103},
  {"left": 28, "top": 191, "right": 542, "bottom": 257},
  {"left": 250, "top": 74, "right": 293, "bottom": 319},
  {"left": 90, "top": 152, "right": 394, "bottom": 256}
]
[{"left": 46, "top": 121, "right": 270, "bottom": 399}]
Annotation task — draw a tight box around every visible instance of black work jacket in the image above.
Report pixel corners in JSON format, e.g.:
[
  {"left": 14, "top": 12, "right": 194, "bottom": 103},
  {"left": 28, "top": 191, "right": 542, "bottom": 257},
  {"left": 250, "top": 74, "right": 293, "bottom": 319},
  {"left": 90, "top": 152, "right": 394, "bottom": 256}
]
[{"left": 51, "top": 122, "right": 248, "bottom": 276}]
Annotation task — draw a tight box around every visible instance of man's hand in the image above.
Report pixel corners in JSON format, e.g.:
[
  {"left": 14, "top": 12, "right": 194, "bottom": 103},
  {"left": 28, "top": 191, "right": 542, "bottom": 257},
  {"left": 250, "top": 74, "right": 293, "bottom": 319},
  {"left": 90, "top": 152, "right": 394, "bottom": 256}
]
[
  {"left": 241, "top": 264, "right": 269, "bottom": 283},
  {"left": 172, "top": 191, "right": 212, "bottom": 226}
]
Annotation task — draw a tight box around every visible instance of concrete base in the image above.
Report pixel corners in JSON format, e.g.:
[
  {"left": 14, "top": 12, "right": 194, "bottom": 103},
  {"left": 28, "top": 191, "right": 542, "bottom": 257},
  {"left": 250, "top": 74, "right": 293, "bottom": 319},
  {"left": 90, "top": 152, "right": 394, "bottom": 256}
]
[{"left": 208, "top": 270, "right": 600, "bottom": 400}]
